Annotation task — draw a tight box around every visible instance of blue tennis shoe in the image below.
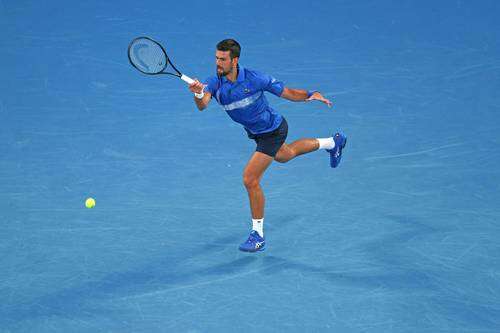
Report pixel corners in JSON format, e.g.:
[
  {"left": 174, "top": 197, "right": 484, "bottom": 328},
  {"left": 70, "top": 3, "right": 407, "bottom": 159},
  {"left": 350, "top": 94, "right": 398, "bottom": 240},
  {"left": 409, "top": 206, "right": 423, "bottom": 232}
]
[
  {"left": 327, "top": 132, "right": 347, "bottom": 168},
  {"left": 239, "top": 230, "right": 265, "bottom": 252}
]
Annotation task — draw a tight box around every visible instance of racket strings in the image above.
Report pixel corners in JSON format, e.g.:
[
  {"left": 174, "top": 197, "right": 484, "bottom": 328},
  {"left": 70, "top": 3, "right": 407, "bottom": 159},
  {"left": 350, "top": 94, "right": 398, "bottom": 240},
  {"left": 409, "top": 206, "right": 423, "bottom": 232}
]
[{"left": 129, "top": 38, "right": 168, "bottom": 74}]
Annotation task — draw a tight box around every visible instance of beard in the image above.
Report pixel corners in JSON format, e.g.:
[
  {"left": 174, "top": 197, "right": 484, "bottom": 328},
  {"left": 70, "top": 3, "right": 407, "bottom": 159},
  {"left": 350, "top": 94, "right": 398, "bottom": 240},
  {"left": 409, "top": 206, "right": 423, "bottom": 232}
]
[{"left": 217, "top": 66, "right": 232, "bottom": 77}]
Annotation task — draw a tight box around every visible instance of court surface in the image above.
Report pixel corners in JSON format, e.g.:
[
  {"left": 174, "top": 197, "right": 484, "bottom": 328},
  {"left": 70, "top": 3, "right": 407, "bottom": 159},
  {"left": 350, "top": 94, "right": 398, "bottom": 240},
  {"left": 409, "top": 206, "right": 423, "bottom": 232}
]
[{"left": 1, "top": 1, "right": 500, "bottom": 332}]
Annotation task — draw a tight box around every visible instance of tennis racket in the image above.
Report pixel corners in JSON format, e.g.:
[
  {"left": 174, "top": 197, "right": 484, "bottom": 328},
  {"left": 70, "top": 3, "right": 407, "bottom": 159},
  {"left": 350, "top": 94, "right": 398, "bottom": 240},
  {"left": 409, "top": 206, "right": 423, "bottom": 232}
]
[{"left": 127, "top": 36, "right": 194, "bottom": 84}]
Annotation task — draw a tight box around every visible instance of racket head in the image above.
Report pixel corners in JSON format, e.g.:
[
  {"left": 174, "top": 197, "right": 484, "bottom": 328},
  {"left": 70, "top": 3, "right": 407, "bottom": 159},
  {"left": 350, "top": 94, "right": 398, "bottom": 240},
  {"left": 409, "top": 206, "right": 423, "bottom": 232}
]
[{"left": 127, "top": 37, "right": 171, "bottom": 75}]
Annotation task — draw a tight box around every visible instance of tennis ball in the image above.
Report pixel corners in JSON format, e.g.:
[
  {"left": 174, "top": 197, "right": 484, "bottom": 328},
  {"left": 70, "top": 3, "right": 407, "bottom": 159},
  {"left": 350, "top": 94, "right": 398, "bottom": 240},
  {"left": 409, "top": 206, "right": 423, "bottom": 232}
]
[{"left": 85, "top": 198, "right": 96, "bottom": 209}]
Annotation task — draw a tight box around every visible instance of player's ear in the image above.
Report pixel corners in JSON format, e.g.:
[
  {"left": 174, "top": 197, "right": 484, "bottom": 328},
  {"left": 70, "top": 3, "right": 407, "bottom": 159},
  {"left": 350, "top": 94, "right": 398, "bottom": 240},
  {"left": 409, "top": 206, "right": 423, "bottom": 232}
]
[{"left": 232, "top": 56, "right": 239, "bottom": 67}]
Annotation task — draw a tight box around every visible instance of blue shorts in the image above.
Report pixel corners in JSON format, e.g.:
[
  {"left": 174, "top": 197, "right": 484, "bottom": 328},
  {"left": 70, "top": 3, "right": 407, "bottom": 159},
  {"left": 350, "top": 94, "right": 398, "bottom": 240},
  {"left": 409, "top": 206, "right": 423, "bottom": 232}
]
[{"left": 246, "top": 118, "right": 288, "bottom": 157}]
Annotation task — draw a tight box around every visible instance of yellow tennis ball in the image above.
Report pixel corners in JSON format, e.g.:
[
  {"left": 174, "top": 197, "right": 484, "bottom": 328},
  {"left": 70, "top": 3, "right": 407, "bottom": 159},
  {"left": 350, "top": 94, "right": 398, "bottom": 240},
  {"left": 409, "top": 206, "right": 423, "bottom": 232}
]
[{"left": 85, "top": 198, "right": 96, "bottom": 209}]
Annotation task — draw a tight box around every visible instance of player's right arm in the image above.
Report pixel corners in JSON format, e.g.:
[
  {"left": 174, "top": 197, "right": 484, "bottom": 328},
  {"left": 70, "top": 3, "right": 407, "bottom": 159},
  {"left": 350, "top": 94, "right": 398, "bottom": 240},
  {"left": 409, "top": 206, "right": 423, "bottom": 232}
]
[{"left": 189, "top": 79, "right": 211, "bottom": 111}]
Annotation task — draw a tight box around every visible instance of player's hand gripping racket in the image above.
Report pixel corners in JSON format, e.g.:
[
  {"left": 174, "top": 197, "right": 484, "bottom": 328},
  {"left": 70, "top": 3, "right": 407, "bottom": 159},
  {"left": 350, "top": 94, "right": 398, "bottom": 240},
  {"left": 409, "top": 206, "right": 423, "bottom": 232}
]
[{"left": 127, "top": 36, "right": 194, "bottom": 84}]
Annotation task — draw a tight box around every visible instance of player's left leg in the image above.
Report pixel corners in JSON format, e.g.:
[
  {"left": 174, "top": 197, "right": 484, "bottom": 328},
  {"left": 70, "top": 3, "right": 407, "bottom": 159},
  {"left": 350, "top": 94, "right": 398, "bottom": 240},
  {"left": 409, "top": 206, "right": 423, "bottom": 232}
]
[
  {"left": 274, "top": 139, "right": 319, "bottom": 163},
  {"left": 275, "top": 134, "right": 347, "bottom": 167}
]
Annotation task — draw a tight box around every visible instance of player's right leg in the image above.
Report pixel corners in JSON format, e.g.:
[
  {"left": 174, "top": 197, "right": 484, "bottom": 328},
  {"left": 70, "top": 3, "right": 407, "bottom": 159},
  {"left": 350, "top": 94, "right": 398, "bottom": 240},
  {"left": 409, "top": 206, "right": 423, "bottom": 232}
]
[
  {"left": 239, "top": 151, "right": 273, "bottom": 252},
  {"left": 239, "top": 118, "right": 288, "bottom": 252}
]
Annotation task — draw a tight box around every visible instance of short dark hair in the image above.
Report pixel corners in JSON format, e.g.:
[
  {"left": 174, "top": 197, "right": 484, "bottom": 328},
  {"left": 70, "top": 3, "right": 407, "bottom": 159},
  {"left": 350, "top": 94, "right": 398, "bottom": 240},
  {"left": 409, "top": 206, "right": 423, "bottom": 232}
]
[{"left": 216, "top": 39, "right": 241, "bottom": 59}]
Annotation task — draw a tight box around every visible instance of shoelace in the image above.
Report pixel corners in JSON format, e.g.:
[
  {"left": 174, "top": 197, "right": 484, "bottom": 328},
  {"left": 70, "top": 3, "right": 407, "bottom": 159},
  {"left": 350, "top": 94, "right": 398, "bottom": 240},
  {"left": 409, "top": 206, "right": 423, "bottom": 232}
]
[{"left": 246, "top": 233, "right": 259, "bottom": 243}]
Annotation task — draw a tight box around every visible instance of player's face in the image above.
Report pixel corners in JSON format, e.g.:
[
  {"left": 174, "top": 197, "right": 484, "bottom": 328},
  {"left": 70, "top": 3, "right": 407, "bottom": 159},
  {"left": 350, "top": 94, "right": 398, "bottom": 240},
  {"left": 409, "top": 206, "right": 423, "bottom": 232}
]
[{"left": 216, "top": 50, "right": 237, "bottom": 76}]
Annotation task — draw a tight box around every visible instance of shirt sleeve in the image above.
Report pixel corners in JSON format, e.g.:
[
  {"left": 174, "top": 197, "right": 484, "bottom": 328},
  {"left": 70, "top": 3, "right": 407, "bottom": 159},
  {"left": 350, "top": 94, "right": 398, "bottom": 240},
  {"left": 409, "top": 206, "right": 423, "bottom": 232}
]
[
  {"left": 203, "top": 76, "right": 219, "bottom": 97},
  {"left": 255, "top": 71, "right": 285, "bottom": 97}
]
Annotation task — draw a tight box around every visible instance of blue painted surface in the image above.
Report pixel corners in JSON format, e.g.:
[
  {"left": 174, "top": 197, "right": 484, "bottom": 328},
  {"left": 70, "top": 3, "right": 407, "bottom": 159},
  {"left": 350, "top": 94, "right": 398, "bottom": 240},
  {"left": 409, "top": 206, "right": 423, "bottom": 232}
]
[{"left": 1, "top": 1, "right": 500, "bottom": 332}]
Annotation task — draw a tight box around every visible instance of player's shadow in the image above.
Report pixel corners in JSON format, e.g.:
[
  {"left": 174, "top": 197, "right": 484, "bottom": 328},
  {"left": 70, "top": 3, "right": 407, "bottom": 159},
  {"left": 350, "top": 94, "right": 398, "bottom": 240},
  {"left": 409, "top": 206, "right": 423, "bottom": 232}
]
[
  {"left": 1, "top": 250, "right": 257, "bottom": 324},
  {"left": 2, "top": 215, "right": 302, "bottom": 324}
]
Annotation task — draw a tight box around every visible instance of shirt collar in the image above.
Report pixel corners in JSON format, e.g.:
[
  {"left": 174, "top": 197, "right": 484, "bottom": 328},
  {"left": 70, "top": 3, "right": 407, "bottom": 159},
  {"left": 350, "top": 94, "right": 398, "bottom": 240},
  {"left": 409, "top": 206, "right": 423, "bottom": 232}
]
[{"left": 236, "top": 65, "right": 245, "bottom": 82}]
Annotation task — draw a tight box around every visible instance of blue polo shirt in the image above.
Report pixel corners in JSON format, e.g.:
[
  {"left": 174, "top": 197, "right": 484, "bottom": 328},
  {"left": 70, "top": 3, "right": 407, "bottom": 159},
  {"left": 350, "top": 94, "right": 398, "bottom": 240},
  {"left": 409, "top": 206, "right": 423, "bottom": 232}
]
[{"left": 204, "top": 66, "right": 284, "bottom": 135}]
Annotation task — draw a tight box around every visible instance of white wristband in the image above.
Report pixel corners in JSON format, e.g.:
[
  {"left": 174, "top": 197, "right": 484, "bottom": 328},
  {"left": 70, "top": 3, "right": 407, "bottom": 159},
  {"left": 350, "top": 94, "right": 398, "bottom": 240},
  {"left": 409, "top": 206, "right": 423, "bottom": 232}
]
[{"left": 194, "top": 91, "right": 205, "bottom": 99}]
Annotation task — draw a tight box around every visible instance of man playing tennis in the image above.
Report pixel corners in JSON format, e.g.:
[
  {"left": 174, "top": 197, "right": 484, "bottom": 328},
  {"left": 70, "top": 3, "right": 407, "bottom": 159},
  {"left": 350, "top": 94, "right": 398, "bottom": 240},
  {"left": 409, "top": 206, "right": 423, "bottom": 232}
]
[{"left": 188, "top": 39, "right": 347, "bottom": 252}]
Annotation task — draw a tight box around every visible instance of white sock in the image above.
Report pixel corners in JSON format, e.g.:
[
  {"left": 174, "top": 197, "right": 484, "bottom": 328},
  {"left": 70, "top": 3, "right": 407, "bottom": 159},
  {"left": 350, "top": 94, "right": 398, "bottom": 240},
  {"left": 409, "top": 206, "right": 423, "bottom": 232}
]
[
  {"left": 317, "top": 137, "right": 335, "bottom": 150},
  {"left": 252, "top": 218, "right": 264, "bottom": 237}
]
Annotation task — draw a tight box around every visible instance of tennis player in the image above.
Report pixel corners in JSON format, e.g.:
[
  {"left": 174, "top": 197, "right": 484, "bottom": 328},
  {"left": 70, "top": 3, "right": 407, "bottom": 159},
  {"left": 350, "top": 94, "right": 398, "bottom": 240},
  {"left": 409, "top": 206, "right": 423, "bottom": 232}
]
[{"left": 188, "top": 39, "right": 346, "bottom": 252}]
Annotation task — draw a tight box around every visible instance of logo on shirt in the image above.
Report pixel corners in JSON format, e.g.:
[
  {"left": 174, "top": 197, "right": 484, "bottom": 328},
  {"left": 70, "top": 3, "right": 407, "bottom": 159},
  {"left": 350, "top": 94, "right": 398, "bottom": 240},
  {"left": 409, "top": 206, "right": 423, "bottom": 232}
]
[{"left": 244, "top": 88, "right": 251, "bottom": 94}]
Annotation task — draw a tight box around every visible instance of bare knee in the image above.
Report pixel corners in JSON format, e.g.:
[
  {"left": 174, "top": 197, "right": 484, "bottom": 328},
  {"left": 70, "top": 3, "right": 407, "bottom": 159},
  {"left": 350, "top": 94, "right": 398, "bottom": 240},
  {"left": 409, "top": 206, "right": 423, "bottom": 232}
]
[
  {"left": 243, "top": 173, "right": 260, "bottom": 189},
  {"left": 274, "top": 147, "right": 295, "bottom": 163},
  {"left": 274, "top": 155, "right": 289, "bottom": 163}
]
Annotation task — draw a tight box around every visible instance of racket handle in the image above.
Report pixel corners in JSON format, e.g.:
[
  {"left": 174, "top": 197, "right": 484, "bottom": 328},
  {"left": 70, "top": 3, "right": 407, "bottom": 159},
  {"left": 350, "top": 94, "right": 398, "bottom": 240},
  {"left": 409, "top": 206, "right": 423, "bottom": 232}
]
[{"left": 180, "top": 74, "right": 194, "bottom": 85}]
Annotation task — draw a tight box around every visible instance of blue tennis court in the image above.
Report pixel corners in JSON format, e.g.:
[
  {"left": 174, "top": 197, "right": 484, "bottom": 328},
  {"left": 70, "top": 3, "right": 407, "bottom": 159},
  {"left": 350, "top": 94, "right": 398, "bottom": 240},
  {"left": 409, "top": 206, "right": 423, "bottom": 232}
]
[{"left": 1, "top": 1, "right": 500, "bottom": 332}]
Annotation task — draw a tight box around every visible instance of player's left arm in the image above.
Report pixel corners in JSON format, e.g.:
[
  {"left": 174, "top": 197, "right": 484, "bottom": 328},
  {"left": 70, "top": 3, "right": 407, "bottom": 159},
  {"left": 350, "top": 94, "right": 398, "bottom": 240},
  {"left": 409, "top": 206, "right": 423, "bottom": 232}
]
[{"left": 280, "top": 87, "right": 332, "bottom": 108}]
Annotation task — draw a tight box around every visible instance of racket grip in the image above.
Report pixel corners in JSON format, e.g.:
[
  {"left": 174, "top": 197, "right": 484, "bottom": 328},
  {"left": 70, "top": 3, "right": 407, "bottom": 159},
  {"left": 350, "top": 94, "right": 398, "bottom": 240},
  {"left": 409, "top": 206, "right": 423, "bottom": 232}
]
[{"left": 180, "top": 74, "right": 195, "bottom": 85}]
